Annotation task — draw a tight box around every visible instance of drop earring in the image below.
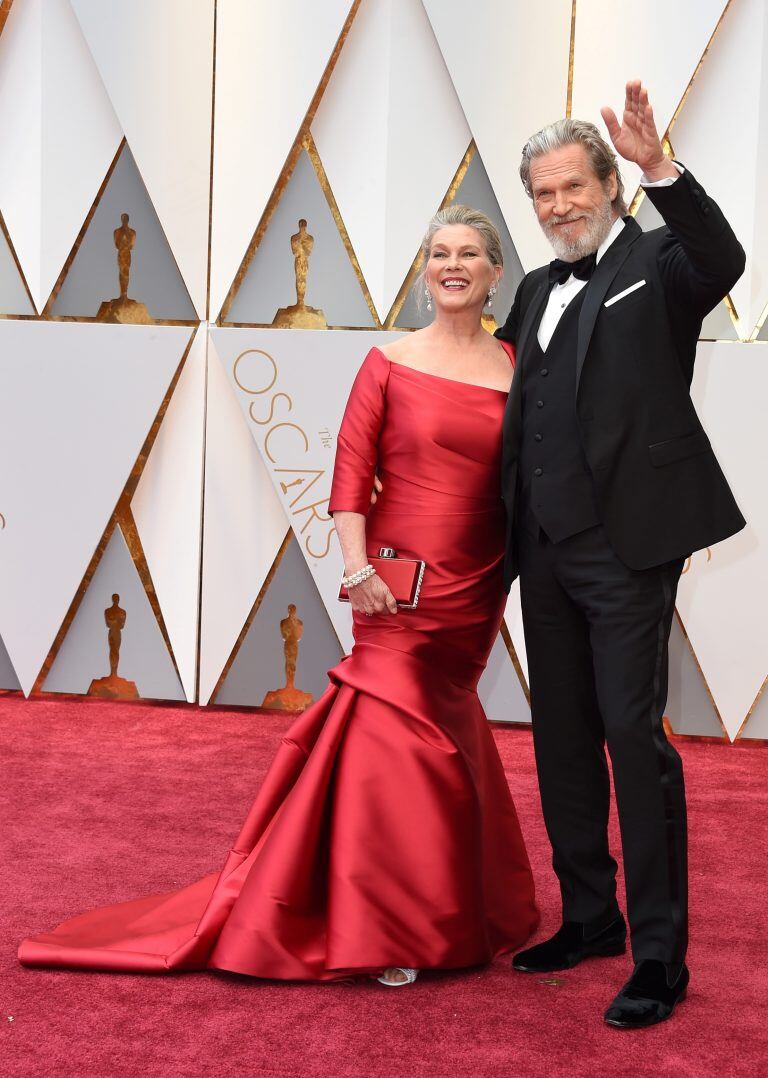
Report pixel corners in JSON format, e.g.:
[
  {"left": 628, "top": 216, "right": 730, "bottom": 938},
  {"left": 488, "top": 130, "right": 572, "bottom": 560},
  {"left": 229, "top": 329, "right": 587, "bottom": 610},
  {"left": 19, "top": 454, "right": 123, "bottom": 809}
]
[
  {"left": 486, "top": 284, "right": 498, "bottom": 309},
  {"left": 425, "top": 285, "right": 432, "bottom": 312}
]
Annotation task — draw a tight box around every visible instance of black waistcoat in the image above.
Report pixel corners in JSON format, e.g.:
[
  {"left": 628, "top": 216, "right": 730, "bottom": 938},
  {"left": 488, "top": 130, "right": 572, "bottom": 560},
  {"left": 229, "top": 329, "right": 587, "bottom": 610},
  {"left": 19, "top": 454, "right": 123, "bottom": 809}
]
[{"left": 517, "top": 287, "right": 601, "bottom": 542}]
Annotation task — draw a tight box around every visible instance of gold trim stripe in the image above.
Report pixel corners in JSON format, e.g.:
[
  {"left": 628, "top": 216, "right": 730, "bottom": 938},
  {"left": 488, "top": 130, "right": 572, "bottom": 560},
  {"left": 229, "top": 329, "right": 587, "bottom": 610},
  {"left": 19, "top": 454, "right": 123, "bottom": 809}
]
[
  {"left": 566, "top": 0, "right": 577, "bottom": 119},
  {"left": 0, "top": 0, "right": 13, "bottom": 37}
]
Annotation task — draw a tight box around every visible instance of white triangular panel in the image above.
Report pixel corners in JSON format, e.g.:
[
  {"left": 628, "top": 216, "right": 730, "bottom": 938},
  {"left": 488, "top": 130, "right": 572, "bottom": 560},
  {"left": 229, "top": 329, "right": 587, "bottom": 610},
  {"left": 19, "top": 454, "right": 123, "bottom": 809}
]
[
  {"left": 504, "top": 577, "right": 529, "bottom": 691},
  {"left": 423, "top": 0, "right": 571, "bottom": 274},
  {"left": 571, "top": 0, "right": 729, "bottom": 201},
  {"left": 0, "top": 321, "right": 189, "bottom": 695},
  {"left": 210, "top": 327, "right": 401, "bottom": 653},
  {"left": 478, "top": 628, "right": 530, "bottom": 725},
  {"left": 71, "top": 0, "right": 213, "bottom": 319},
  {"left": 131, "top": 324, "right": 207, "bottom": 702},
  {"left": 0, "top": 0, "right": 123, "bottom": 312},
  {"left": 198, "top": 332, "right": 288, "bottom": 704},
  {"left": 209, "top": 0, "right": 353, "bottom": 321},
  {"left": 0, "top": 0, "right": 41, "bottom": 309},
  {"left": 671, "top": 0, "right": 768, "bottom": 338},
  {"left": 312, "top": 0, "right": 471, "bottom": 320},
  {"left": 676, "top": 342, "right": 768, "bottom": 738}
]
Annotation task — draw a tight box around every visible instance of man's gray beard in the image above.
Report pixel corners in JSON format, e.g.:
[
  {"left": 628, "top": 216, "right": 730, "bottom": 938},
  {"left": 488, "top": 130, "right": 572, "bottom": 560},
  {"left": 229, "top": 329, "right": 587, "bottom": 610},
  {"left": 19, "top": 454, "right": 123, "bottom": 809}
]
[{"left": 542, "top": 197, "right": 616, "bottom": 261}]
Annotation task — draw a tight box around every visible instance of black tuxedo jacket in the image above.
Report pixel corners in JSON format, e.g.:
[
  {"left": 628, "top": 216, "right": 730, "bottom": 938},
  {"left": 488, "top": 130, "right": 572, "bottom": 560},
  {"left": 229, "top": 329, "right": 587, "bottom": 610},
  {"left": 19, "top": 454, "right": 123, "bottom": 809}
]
[{"left": 496, "top": 166, "right": 746, "bottom": 590}]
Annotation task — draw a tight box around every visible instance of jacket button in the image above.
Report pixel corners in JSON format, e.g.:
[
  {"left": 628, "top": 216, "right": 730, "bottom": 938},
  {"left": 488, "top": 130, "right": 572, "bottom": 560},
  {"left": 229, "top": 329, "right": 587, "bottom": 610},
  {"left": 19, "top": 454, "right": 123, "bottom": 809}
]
[
  {"left": 536, "top": 400, "right": 544, "bottom": 408},
  {"left": 540, "top": 368, "right": 549, "bottom": 377},
  {"left": 534, "top": 467, "right": 543, "bottom": 477},
  {"left": 534, "top": 433, "right": 543, "bottom": 442}
]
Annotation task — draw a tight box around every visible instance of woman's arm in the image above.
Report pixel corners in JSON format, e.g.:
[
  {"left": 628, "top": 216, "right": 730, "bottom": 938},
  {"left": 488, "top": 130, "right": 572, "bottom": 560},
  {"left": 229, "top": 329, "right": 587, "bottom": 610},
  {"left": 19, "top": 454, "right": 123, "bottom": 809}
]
[
  {"left": 329, "top": 351, "right": 397, "bottom": 617},
  {"left": 334, "top": 510, "right": 397, "bottom": 616}
]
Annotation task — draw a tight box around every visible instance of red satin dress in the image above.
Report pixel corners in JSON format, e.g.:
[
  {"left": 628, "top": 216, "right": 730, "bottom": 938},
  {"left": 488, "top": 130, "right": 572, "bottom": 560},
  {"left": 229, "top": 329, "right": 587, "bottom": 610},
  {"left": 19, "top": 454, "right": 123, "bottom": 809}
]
[{"left": 19, "top": 342, "right": 538, "bottom": 980}]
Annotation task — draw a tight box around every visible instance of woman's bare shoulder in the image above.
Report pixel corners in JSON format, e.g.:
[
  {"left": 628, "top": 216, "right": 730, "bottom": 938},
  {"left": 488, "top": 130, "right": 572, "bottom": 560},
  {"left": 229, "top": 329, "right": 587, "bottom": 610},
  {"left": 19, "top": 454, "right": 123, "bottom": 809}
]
[{"left": 376, "top": 330, "right": 431, "bottom": 366}]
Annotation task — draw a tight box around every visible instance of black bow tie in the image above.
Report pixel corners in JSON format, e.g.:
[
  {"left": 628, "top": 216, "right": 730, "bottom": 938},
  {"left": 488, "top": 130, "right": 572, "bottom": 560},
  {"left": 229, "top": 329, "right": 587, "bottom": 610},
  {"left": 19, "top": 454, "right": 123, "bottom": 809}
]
[{"left": 548, "top": 252, "right": 597, "bottom": 289}]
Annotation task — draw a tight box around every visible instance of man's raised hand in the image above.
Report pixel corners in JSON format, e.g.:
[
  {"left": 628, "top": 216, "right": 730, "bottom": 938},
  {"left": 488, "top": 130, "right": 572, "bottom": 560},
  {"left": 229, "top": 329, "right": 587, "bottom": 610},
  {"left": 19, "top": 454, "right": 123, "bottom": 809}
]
[{"left": 601, "top": 80, "right": 677, "bottom": 182}]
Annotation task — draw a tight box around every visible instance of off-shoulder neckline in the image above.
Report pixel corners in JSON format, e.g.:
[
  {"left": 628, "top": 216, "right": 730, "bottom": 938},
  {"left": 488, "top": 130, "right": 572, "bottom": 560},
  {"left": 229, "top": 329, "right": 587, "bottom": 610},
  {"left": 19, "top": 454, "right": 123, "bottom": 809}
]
[{"left": 369, "top": 344, "right": 512, "bottom": 396}]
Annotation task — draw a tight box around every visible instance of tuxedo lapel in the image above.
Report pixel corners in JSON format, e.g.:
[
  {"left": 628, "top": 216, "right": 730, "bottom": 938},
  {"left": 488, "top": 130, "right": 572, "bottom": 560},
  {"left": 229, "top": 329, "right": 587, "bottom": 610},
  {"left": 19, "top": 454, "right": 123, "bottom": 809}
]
[{"left": 575, "top": 217, "right": 641, "bottom": 387}]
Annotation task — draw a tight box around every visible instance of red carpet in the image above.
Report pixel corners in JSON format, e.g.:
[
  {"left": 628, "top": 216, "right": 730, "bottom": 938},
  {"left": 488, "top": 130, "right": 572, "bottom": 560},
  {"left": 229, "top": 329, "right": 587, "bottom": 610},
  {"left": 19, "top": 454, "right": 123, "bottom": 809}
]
[{"left": 2, "top": 694, "right": 766, "bottom": 1077}]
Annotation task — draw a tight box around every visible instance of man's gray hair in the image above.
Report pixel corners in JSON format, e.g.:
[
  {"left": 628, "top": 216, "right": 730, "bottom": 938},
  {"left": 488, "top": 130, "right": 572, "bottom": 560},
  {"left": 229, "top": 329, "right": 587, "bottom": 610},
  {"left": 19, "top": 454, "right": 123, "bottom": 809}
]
[{"left": 519, "top": 119, "right": 628, "bottom": 217}]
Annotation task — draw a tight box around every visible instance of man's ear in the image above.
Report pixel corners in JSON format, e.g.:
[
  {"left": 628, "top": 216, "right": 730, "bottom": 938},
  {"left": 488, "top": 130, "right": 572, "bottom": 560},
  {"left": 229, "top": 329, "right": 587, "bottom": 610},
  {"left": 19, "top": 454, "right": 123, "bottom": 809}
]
[{"left": 607, "top": 169, "right": 619, "bottom": 202}]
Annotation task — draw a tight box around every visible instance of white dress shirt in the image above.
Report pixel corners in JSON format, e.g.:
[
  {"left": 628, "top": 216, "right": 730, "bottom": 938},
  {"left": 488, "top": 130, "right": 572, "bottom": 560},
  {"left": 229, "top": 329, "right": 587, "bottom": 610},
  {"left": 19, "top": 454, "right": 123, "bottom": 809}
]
[{"left": 537, "top": 166, "right": 682, "bottom": 350}]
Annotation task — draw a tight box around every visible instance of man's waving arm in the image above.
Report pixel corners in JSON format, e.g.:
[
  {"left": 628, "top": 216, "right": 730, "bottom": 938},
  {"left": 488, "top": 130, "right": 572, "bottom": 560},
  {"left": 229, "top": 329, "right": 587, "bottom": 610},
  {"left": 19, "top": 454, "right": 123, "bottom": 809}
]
[{"left": 602, "top": 80, "right": 745, "bottom": 312}]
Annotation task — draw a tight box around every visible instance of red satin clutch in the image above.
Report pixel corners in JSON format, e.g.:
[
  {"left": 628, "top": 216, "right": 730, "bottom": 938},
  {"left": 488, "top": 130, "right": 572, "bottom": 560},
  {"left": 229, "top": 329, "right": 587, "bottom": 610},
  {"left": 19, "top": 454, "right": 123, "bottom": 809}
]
[{"left": 338, "top": 547, "right": 426, "bottom": 608}]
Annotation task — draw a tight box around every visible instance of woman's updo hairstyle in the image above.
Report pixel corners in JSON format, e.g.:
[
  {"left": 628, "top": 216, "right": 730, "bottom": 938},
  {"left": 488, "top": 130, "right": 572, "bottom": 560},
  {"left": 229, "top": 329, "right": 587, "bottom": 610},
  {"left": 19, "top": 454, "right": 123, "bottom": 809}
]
[{"left": 415, "top": 204, "right": 503, "bottom": 307}]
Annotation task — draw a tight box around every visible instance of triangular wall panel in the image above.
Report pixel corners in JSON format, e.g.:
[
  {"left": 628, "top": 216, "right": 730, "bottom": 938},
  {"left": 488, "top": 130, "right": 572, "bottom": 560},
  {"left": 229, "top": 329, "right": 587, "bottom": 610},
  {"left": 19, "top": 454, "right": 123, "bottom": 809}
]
[
  {"left": 665, "top": 615, "right": 726, "bottom": 738},
  {"left": 0, "top": 217, "right": 33, "bottom": 315},
  {"left": 313, "top": 0, "right": 471, "bottom": 321},
  {"left": 42, "top": 526, "right": 185, "bottom": 702},
  {"left": 225, "top": 147, "right": 374, "bottom": 328},
  {"left": 423, "top": 0, "right": 572, "bottom": 274},
  {"left": 671, "top": 0, "right": 768, "bottom": 338},
  {"left": 210, "top": 327, "right": 402, "bottom": 653},
  {"left": 199, "top": 333, "right": 289, "bottom": 704},
  {"left": 478, "top": 629, "right": 530, "bottom": 726},
  {"left": 131, "top": 324, "right": 207, "bottom": 702},
  {"left": 0, "top": 320, "right": 190, "bottom": 694},
  {"left": 739, "top": 680, "right": 768, "bottom": 741},
  {"left": 50, "top": 142, "right": 196, "bottom": 322},
  {"left": 0, "top": 633, "right": 21, "bottom": 691},
  {"left": 395, "top": 147, "right": 525, "bottom": 330},
  {"left": 214, "top": 535, "right": 342, "bottom": 707},
  {"left": 71, "top": 0, "right": 214, "bottom": 318},
  {"left": 676, "top": 341, "right": 768, "bottom": 738},
  {"left": 0, "top": 0, "right": 123, "bottom": 312},
  {"left": 571, "top": 0, "right": 729, "bottom": 201},
  {"left": 209, "top": 0, "right": 354, "bottom": 321}
]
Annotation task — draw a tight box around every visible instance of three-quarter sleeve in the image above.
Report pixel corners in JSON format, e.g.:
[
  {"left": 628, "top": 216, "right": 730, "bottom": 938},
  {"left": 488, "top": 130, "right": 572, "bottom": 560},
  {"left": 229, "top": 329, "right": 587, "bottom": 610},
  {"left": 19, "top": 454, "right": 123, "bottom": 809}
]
[{"left": 328, "top": 348, "right": 389, "bottom": 517}]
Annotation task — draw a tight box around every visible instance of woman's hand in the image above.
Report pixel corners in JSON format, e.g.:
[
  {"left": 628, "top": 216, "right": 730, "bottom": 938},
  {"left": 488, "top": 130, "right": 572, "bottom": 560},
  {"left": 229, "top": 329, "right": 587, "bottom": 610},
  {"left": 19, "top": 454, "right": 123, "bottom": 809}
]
[{"left": 348, "top": 572, "right": 398, "bottom": 616}]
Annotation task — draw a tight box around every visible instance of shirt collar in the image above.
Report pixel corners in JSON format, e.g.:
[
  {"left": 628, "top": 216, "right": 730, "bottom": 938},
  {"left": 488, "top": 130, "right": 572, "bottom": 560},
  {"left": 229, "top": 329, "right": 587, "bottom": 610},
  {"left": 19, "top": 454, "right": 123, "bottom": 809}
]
[{"left": 596, "top": 215, "right": 626, "bottom": 264}]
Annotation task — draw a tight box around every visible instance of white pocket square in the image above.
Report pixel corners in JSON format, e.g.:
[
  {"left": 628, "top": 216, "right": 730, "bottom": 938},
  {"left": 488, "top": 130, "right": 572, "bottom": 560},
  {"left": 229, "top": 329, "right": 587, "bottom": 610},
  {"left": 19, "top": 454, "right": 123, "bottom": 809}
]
[{"left": 604, "top": 279, "right": 646, "bottom": 307}]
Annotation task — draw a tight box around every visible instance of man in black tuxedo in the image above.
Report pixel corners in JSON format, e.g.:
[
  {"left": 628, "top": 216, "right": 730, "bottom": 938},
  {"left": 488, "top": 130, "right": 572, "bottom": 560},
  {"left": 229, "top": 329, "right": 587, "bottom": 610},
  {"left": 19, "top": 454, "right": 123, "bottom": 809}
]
[{"left": 495, "top": 81, "right": 745, "bottom": 1028}]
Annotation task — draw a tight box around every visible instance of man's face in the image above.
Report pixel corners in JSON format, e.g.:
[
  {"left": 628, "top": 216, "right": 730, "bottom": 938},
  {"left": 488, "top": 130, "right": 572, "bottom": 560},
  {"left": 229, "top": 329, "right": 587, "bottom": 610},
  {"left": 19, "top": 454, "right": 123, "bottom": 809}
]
[{"left": 530, "top": 144, "right": 618, "bottom": 260}]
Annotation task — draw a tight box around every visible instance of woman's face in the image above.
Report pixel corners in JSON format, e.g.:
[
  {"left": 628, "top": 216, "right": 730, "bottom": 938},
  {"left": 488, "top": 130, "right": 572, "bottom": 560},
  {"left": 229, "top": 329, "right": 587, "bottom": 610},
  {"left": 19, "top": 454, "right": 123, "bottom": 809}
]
[{"left": 425, "top": 225, "right": 501, "bottom": 315}]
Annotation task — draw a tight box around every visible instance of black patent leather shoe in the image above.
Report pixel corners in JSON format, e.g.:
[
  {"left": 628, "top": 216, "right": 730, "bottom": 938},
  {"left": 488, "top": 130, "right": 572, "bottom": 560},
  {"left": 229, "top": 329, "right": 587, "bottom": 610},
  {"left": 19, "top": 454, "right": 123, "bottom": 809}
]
[
  {"left": 604, "top": 960, "right": 689, "bottom": 1029},
  {"left": 512, "top": 914, "right": 627, "bottom": 973}
]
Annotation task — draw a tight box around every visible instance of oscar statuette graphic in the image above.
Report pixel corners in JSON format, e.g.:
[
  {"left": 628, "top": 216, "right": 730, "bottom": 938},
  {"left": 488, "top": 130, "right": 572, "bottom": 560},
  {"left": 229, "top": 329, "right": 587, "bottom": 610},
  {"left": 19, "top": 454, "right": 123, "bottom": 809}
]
[
  {"left": 88, "top": 594, "right": 139, "bottom": 699},
  {"left": 96, "top": 213, "right": 153, "bottom": 324},
  {"left": 261, "top": 604, "right": 314, "bottom": 712},
  {"left": 272, "top": 218, "right": 327, "bottom": 328}
]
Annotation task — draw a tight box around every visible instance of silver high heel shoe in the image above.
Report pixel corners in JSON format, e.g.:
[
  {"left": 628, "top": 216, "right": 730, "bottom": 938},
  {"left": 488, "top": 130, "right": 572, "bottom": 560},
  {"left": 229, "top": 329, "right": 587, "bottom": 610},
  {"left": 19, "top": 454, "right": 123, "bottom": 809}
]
[{"left": 377, "top": 967, "right": 419, "bottom": 986}]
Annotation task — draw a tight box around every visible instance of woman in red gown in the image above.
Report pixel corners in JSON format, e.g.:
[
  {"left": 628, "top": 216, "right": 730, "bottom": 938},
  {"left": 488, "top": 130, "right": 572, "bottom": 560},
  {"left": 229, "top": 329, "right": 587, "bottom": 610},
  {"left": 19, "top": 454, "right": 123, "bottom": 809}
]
[{"left": 19, "top": 206, "right": 538, "bottom": 985}]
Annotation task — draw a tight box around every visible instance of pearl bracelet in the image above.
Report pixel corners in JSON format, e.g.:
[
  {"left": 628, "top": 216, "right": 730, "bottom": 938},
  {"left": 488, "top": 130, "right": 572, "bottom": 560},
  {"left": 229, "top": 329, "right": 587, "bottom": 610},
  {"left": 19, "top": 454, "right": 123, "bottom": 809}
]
[{"left": 342, "top": 564, "right": 375, "bottom": 589}]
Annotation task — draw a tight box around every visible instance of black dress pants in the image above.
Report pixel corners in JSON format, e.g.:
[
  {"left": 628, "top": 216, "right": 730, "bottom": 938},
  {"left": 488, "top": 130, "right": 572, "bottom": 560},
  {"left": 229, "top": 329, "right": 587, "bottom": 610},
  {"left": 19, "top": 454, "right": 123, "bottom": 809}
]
[{"left": 516, "top": 519, "right": 687, "bottom": 964}]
